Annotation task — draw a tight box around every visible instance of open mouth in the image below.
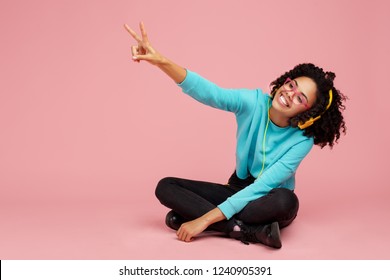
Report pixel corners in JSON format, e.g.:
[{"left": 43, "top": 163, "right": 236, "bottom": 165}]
[{"left": 279, "top": 93, "right": 290, "bottom": 107}]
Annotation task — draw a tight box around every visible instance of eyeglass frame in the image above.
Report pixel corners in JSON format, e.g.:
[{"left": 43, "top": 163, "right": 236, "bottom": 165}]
[{"left": 282, "top": 78, "right": 311, "bottom": 109}]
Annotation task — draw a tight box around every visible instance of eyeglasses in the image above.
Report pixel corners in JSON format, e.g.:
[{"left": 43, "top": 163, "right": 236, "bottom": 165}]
[{"left": 282, "top": 78, "right": 310, "bottom": 109}]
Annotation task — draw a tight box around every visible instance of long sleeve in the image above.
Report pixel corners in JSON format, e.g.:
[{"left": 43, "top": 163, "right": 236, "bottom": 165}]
[{"left": 178, "top": 69, "right": 258, "bottom": 115}]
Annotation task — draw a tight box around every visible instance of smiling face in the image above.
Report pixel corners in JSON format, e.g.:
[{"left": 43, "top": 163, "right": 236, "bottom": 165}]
[{"left": 270, "top": 76, "right": 318, "bottom": 126}]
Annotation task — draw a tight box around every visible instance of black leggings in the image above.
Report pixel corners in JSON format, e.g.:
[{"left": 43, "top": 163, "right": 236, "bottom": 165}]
[{"left": 155, "top": 172, "right": 299, "bottom": 233}]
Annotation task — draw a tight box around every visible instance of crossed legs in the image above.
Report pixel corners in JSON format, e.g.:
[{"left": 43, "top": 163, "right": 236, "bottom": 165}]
[{"left": 155, "top": 173, "right": 299, "bottom": 234}]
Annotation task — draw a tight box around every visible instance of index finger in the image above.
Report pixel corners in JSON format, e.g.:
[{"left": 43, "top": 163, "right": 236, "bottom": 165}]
[
  {"left": 124, "top": 24, "right": 142, "bottom": 42},
  {"left": 139, "top": 22, "right": 150, "bottom": 43}
]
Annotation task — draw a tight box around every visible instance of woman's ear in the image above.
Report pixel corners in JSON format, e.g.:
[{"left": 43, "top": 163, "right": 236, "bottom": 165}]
[{"left": 269, "top": 88, "right": 276, "bottom": 98}]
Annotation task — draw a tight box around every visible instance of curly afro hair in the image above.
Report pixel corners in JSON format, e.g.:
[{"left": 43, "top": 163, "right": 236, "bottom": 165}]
[{"left": 269, "top": 63, "right": 347, "bottom": 148}]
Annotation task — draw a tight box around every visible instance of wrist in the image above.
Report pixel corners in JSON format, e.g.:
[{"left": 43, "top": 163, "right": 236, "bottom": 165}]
[
  {"left": 156, "top": 55, "right": 171, "bottom": 67},
  {"left": 201, "top": 215, "right": 213, "bottom": 227},
  {"left": 201, "top": 208, "right": 226, "bottom": 226},
  {"left": 156, "top": 57, "right": 187, "bottom": 84}
]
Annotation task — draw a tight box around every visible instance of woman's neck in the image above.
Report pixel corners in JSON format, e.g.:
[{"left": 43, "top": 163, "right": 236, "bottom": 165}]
[{"left": 269, "top": 107, "right": 290, "bottom": 128}]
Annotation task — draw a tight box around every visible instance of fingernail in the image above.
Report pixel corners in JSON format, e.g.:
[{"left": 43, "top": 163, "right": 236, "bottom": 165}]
[{"left": 132, "top": 56, "right": 137, "bottom": 60}]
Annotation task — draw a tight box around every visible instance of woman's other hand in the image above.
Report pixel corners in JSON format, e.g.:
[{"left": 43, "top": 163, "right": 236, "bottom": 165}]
[
  {"left": 176, "top": 208, "right": 226, "bottom": 242},
  {"left": 176, "top": 217, "right": 209, "bottom": 242}
]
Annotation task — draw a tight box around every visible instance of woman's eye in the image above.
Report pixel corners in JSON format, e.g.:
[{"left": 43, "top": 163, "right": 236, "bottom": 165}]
[{"left": 296, "top": 96, "right": 303, "bottom": 103}]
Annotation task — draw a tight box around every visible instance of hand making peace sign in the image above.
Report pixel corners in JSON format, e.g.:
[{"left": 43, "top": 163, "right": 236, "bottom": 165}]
[{"left": 124, "top": 22, "right": 164, "bottom": 65}]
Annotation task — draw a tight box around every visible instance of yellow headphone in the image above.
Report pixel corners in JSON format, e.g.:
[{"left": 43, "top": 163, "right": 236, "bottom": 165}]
[{"left": 298, "top": 89, "right": 333, "bottom": 129}]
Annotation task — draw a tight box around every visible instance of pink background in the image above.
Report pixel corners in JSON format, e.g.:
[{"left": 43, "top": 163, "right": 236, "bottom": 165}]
[{"left": 1, "top": 0, "right": 389, "bottom": 259}]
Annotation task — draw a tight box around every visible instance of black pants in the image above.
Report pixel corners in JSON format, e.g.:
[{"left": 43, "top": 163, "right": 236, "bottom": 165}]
[{"left": 155, "top": 172, "right": 299, "bottom": 233}]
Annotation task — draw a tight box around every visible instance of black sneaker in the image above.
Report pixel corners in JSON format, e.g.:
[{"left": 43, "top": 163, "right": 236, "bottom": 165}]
[
  {"left": 165, "top": 210, "right": 184, "bottom": 230},
  {"left": 229, "top": 220, "right": 282, "bottom": 249}
]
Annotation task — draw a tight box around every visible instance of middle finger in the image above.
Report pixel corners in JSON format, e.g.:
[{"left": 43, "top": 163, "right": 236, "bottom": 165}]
[{"left": 124, "top": 24, "right": 142, "bottom": 43}]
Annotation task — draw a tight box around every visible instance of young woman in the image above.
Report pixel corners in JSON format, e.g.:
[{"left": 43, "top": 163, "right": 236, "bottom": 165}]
[{"left": 124, "top": 22, "right": 346, "bottom": 249}]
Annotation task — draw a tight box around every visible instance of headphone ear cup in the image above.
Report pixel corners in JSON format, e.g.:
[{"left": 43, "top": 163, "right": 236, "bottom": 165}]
[
  {"left": 298, "top": 118, "right": 314, "bottom": 129},
  {"left": 297, "top": 89, "right": 332, "bottom": 130},
  {"left": 298, "top": 115, "right": 322, "bottom": 129}
]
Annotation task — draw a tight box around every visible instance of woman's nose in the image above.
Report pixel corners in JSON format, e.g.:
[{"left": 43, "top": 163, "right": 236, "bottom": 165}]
[{"left": 286, "top": 91, "right": 294, "bottom": 99}]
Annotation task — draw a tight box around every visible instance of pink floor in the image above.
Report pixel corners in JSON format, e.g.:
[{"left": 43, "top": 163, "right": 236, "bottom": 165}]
[{"left": 1, "top": 182, "right": 389, "bottom": 260}]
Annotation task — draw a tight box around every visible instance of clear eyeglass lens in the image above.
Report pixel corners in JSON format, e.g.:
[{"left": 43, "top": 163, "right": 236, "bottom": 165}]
[
  {"left": 283, "top": 78, "right": 308, "bottom": 107},
  {"left": 293, "top": 94, "right": 303, "bottom": 104}
]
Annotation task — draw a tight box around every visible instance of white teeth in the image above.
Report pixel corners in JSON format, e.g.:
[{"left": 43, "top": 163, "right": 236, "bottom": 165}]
[{"left": 280, "top": 95, "right": 289, "bottom": 107}]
